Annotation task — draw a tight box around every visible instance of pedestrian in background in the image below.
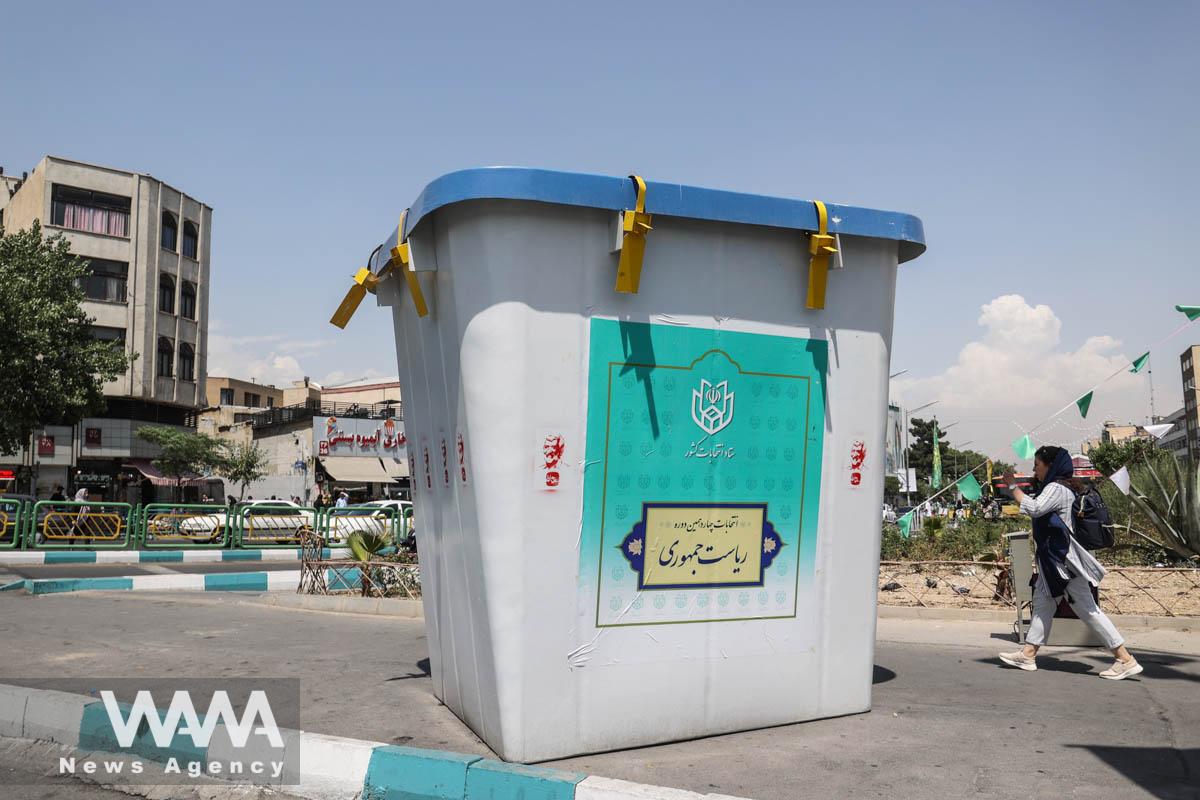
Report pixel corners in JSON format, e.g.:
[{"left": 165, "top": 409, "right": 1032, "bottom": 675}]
[{"left": 999, "top": 445, "right": 1141, "bottom": 680}]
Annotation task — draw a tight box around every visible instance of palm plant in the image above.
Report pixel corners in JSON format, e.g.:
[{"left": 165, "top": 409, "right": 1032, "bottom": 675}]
[
  {"left": 1126, "top": 456, "right": 1200, "bottom": 560},
  {"left": 347, "top": 529, "right": 391, "bottom": 562},
  {"left": 346, "top": 529, "right": 393, "bottom": 597}
]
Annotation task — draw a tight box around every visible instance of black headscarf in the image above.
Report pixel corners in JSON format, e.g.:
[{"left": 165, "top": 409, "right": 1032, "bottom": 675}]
[{"left": 1030, "top": 446, "right": 1076, "bottom": 597}]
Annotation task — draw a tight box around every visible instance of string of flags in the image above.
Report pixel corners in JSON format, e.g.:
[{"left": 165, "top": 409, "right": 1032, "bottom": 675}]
[
  {"left": 1011, "top": 304, "right": 1199, "bottom": 459},
  {"left": 896, "top": 303, "right": 1198, "bottom": 539}
]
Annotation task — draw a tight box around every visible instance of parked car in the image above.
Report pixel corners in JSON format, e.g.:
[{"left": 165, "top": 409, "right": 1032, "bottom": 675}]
[
  {"left": 326, "top": 499, "right": 412, "bottom": 543},
  {"left": 176, "top": 500, "right": 316, "bottom": 544}
]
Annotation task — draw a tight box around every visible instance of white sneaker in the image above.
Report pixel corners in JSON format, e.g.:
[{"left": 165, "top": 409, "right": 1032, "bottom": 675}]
[
  {"left": 1098, "top": 659, "right": 1143, "bottom": 680},
  {"left": 999, "top": 650, "right": 1038, "bottom": 671}
]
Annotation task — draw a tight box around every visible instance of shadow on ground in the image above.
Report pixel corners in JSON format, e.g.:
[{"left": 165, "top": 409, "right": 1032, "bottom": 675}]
[
  {"left": 975, "top": 648, "right": 1197, "bottom": 682},
  {"left": 1066, "top": 745, "right": 1200, "bottom": 800},
  {"left": 872, "top": 664, "right": 896, "bottom": 684},
  {"left": 386, "top": 657, "right": 431, "bottom": 681}
]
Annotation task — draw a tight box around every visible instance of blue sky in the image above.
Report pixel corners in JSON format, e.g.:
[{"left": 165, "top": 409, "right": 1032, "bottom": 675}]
[{"left": 2, "top": 1, "right": 1197, "bottom": 459}]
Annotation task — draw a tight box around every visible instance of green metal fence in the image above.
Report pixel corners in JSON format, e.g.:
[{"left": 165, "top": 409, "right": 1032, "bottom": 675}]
[
  {"left": 234, "top": 504, "right": 320, "bottom": 549},
  {"left": 0, "top": 499, "right": 26, "bottom": 550},
  {"left": 8, "top": 500, "right": 410, "bottom": 552},
  {"left": 324, "top": 505, "right": 403, "bottom": 547},
  {"left": 30, "top": 501, "right": 135, "bottom": 549},
  {"left": 140, "top": 503, "right": 231, "bottom": 549}
]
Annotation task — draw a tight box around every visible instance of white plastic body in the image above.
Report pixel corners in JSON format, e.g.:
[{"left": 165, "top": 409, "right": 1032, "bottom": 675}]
[{"left": 377, "top": 199, "right": 899, "bottom": 762}]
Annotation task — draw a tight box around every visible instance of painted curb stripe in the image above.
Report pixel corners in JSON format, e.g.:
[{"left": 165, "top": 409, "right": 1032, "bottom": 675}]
[
  {"left": 364, "top": 744, "right": 480, "bottom": 799},
  {"left": 0, "top": 548, "right": 351, "bottom": 566},
  {"left": 28, "top": 577, "right": 134, "bottom": 595},
  {"left": 466, "top": 759, "right": 586, "bottom": 800},
  {"left": 203, "top": 572, "right": 270, "bottom": 592},
  {"left": 0, "top": 683, "right": 754, "bottom": 800},
  {"left": 13, "top": 568, "right": 366, "bottom": 595},
  {"left": 138, "top": 551, "right": 185, "bottom": 563},
  {"left": 222, "top": 550, "right": 264, "bottom": 561},
  {"left": 44, "top": 552, "right": 99, "bottom": 564}
]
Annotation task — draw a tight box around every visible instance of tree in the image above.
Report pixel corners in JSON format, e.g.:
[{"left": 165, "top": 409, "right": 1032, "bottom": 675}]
[
  {"left": 136, "top": 426, "right": 228, "bottom": 499},
  {"left": 0, "top": 222, "right": 134, "bottom": 454},
  {"left": 221, "top": 442, "right": 269, "bottom": 500},
  {"left": 904, "top": 417, "right": 1013, "bottom": 499},
  {"left": 1086, "top": 438, "right": 1159, "bottom": 476},
  {"left": 906, "top": 417, "right": 940, "bottom": 483}
]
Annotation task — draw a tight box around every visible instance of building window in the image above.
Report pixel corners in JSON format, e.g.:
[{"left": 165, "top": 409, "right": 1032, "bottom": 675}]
[
  {"left": 244, "top": 392, "right": 261, "bottom": 407},
  {"left": 158, "top": 274, "right": 175, "bottom": 314},
  {"left": 267, "top": 396, "right": 275, "bottom": 408},
  {"left": 157, "top": 337, "right": 174, "bottom": 378},
  {"left": 180, "top": 281, "right": 197, "bottom": 320},
  {"left": 51, "top": 185, "right": 130, "bottom": 237},
  {"left": 178, "top": 343, "right": 195, "bottom": 381},
  {"left": 79, "top": 258, "right": 128, "bottom": 303},
  {"left": 182, "top": 221, "right": 199, "bottom": 259},
  {"left": 89, "top": 325, "right": 126, "bottom": 345},
  {"left": 219, "top": 387, "right": 234, "bottom": 405},
  {"left": 161, "top": 211, "right": 178, "bottom": 251}
]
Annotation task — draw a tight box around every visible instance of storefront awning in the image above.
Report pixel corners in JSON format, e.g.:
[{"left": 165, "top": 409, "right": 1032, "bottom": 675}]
[
  {"left": 123, "top": 459, "right": 209, "bottom": 487},
  {"left": 382, "top": 458, "right": 409, "bottom": 479},
  {"left": 319, "top": 456, "right": 395, "bottom": 483}
]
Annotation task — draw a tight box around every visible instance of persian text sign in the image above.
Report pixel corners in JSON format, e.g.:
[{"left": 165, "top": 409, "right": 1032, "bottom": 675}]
[
  {"left": 619, "top": 503, "right": 786, "bottom": 589},
  {"left": 580, "top": 319, "right": 827, "bottom": 628},
  {"left": 313, "top": 416, "right": 407, "bottom": 458}
]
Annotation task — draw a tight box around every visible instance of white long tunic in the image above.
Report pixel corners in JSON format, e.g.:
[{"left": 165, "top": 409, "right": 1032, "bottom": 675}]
[{"left": 1019, "top": 482, "right": 1107, "bottom": 595}]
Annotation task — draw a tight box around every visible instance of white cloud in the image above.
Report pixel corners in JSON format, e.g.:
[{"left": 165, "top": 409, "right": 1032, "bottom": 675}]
[
  {"left": 207, "top": 331, "right": 330, "bottom": 388},
  {"left": 893, "top": 294, "right": 1153, "bottom": 461},
  {"left": 320, "top": 368, "right": 389, "bottom": 388}
]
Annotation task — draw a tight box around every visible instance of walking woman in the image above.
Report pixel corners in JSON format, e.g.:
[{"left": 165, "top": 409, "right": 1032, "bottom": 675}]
[{"left": 1000, "top": 445, "right": 1142, "bottom": 680}]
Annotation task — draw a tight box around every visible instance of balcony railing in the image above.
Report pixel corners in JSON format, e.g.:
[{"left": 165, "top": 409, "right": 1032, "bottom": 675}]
[{"left": 241, "top": 399, "right": 403, "bottom": 431}]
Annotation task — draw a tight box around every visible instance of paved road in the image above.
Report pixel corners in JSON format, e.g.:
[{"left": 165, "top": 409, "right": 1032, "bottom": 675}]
[
  {"left": 0, "top": 561, "right": 306, "bottom": 581},
  {"left": 0, "top": 592, "right": 1196, "bottom": 799}
]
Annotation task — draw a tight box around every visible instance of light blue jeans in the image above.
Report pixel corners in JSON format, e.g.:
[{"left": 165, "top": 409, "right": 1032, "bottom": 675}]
[{"left": 1027, "top": 573, "right": 1124, "bottom": 649}]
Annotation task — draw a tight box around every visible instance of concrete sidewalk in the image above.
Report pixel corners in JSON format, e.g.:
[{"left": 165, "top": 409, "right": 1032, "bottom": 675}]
[{"left": 0, "top": 591, "right": 1196, "bottom": 799}]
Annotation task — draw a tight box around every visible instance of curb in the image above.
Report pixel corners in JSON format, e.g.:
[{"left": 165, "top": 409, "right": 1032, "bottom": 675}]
[
  {"left": 0, "top": 547, "right": 351, "bottom": 566},
  {"left": 0, "top": 683, "right": 749, "bottom": 800},
  {"left": 5, "top": 568, "right": 363, "bottom": 596},
  {"left": 252, "top": 592, "right": 424, "bottom": 617},
  {"left": 878, "top": 604, "right": 1198, "bottom": 631}
]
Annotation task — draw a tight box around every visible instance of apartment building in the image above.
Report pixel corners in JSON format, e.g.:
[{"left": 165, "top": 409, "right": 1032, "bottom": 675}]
[
  {"left": 1, "top": 156, "right": 212, "bottom": 499},
  {"left": 1183, "top": 345, "right": 1200, "bottom": 462}
]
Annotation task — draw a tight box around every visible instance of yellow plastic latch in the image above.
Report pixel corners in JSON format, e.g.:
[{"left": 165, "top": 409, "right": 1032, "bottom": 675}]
[
  {"left": 329, "top": 267, "right": 378, "bottom": 329},
  {"left": 806, "top": 200, "right": 838, "bottom": 310},
  {"left": 389, "top": 209, "right": 428, "bottom": 318},
  {"left": 615, "top": 175, "right": 652, "bottom": 294}
]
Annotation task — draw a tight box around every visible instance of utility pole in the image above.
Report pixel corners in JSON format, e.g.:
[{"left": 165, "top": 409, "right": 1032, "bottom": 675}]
[{"left": 1148, "top": 356, "right": 1158, "bottom": 422}]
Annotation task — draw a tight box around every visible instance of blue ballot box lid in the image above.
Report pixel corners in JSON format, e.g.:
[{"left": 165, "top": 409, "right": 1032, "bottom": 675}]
[{"left": 372, "top": 167, "right": 925, "bottom": 267}]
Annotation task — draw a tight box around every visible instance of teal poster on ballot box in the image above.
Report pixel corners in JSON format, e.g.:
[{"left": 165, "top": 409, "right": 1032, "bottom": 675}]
[{"left": 580, "top": 319, "right": 827, "bottom": 628}]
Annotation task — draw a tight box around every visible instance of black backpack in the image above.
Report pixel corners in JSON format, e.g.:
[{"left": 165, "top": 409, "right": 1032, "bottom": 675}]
[{"left": 1069, "top": 486, "right": 1115, "bottom": 550}]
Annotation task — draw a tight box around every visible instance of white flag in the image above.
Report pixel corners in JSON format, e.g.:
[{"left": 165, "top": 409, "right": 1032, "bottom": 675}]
[
  {"left": 1144, "top": 423, "right": 1174, "bottom": 440},
  {"left": 1109, "top": 466, "right": 1131, "bottom": 495}
]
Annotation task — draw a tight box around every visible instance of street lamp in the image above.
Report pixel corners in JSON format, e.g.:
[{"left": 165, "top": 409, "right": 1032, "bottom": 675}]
[
  {"left": 954, "top": 440, "right": 974, "bottom": 477},
  {"left": 900, "top": 400, "right": 939, "bottom": 505},
  {"left": 889, "top": 369, "right": 909, "bottom": 379}
]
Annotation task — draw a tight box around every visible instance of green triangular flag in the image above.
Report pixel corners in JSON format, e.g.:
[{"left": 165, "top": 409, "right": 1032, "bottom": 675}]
[
  {"left": 1130, "top": 352, "right": 1150, "bottom": 373},
  {"left": 1012, "top": 434, "right": 1036, "bottom": 460},
  {"left": 931, "top": 424, "right": 942, "bottom": 489},
  {"left": 956, "top": 473, "right": 982, "bottom": 502},
  {"left": 1076, "top": 391, "right": 1093, "bottom": 419},
  {"left": 1177, "top": 305, "right": 1200, "bottom": 321},
  {"left": 898, "top": 511, "right": 914, "bottom": 539}
]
